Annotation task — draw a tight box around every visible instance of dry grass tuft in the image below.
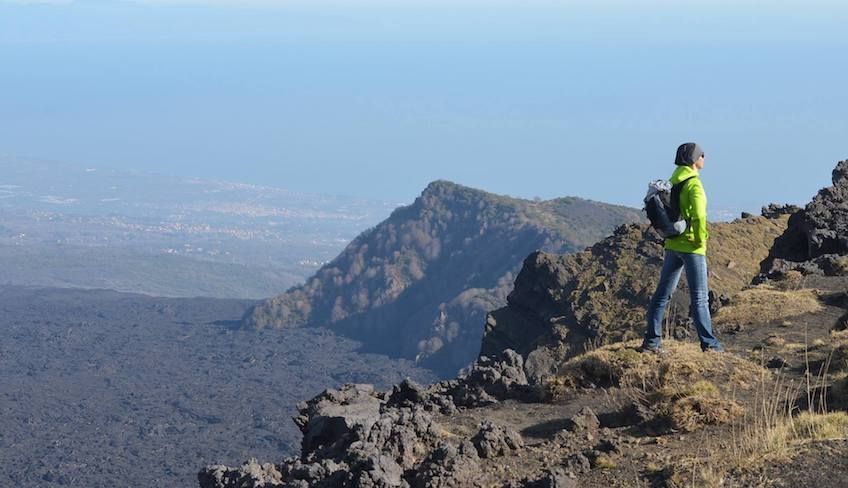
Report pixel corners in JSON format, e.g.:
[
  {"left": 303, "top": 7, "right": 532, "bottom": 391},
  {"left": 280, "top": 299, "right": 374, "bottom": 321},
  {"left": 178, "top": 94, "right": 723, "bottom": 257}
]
[
  {"left": 832, "top": 329, "right": 848, "bottom": 340},
  {"left": 715, "top": 285, "right": 822, "bottom": 327},
  {"left": 770, "top": 270, "right": 805, "bottom": 290},
  {"left": 555, "top": 340, "right": 763, "bottom": 390},
  {"left": 781, "top": 342, "right": 810, "bottom": 353},
  {"left": 766, "top": 411, "right": 848, "bottom": 447},
  {"left": 763, "top": 334, "right": 786, "bottom": 347},
  {"left": 548, "top": 340, "right": 762, "bottom": 431},
  {"left": 832, "top": 256, "right": 848, "bottom": 276},
  {"left": 661, "top": 394, "right": 744, "bottom": 432},
  {"left": 593, "top": 453, "right": 618, "bottom": 470}
]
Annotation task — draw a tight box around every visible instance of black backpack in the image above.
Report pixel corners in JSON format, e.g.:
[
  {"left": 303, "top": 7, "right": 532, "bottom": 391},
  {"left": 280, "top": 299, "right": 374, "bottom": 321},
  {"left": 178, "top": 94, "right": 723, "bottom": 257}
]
[{"left": 643, "top": 176, "right": 696, "bottom": 238}]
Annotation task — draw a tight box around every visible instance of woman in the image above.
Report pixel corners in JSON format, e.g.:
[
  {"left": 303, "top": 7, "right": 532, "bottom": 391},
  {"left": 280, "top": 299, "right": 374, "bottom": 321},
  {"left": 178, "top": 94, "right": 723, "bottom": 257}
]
[{"left": 640, "top": 142, "right": 724, "bottom": 353}]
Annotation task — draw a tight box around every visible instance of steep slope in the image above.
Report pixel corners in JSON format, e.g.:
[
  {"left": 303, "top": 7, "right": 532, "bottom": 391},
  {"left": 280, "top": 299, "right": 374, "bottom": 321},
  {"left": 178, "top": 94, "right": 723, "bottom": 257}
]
[{"left": 246, "top": 180, "right": 644, "bottom": 376}]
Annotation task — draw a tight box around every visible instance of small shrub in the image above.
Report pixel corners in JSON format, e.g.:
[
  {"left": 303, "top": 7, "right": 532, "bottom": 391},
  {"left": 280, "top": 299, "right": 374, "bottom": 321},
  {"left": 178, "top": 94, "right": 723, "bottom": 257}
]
[
  {"left": 653, "top": 380, "right": 744, "bottom": 432},
  {"left": 832, "top": 256, "right": 848, "bottom": 276},
  {"left": 664, "top": 396, "right": 744, "bottom": 432},
  {"left": 593, "top": 453, "right": 617, "bottom": 470}
]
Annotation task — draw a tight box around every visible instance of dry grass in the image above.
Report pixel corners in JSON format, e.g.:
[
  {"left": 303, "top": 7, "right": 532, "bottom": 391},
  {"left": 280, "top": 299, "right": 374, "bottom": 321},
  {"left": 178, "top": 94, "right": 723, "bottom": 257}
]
[
  {"left": 714, "top": 285, "right": 823, "bottom": 326},
  {"left": 670, "top": 409, "right": 848, "bottom": 487},
  {"left": 832, "top": 256, "right": 848, "bottom": 276},
  {"left": 781, "top": 342, "right": 810, "bottom": 353},
  {"left": 754, "top": 412, "right": 848, "bottom": 453},
  {"left": 832, "top": 329, "right": 848, "bottom": 340},
  {"left": 554, "top": 340, "right": 764, "bottom": 390},
  {"left": 662, "top": 337, "right": 848, "bottom": 486},
  {"left": 770, "top": 270, "right": 805, "bottom": 291},
  {"left": 707, "top": 216, "right": 790, "bottom": 297},
  {"left": 661, "top": 394, "right": 744, "bottom": 433},
  {"left": 545, "top": 340, "right": 762, "bottom": 431}
]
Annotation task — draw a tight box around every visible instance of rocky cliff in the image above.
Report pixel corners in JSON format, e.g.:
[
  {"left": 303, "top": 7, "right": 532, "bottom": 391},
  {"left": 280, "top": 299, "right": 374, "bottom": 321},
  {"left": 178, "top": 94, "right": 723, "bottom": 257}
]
[{"left": 246, "top": 181, "right": 643, "bottom": 376}]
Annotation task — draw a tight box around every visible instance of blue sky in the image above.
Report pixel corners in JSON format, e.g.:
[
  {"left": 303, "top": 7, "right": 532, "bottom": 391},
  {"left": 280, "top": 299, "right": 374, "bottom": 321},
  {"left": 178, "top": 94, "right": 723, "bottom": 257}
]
[{"left": 1, "top": 0, "right": 847, "bottom": 215}]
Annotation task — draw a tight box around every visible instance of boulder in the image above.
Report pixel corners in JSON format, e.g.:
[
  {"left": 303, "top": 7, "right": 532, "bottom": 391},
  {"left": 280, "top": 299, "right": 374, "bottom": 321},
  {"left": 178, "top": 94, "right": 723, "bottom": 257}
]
[
  {"left": 470, "top": 420, "right": 524, "bottom": 458},
  {"left": 411, "top": 441, "right": 483, "bottom": 488},
  {"left": 198, "top": 459, "right": 285, "bottom": 488}
]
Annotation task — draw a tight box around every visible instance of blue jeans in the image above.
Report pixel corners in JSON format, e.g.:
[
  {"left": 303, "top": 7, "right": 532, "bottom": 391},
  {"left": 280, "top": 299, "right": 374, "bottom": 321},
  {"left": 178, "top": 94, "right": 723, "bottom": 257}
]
[{"left": 643, "top": 249, "right": 722, "bottom": 351}]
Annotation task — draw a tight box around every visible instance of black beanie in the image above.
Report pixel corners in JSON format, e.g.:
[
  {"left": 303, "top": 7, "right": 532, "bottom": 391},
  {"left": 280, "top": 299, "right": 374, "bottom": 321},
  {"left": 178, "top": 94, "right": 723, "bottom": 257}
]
[{"left": 675, "top": 142, "right": 704, "bottom": 166}]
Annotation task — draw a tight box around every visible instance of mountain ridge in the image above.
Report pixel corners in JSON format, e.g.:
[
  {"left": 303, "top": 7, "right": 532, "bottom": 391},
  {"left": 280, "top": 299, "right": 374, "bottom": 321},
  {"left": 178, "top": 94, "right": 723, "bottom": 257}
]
[{"left": 245, "top": 179, "right": 645, "bottom": 375}]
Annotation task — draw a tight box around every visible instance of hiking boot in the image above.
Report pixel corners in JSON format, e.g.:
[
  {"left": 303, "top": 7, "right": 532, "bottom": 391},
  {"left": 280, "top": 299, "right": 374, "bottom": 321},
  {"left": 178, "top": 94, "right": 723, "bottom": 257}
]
[
  {"left": 703, "top": 346, "right": 725, "bottom": 354},
  {"left": 637, "top": 345, "right": 667, "bottom": 355}
]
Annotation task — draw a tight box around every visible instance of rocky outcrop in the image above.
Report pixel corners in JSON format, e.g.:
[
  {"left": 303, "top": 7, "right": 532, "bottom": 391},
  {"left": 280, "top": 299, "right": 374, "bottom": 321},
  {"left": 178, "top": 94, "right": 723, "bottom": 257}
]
[
  {"left": 198, "top": 461, "right": 285, "bottom": 488},
  {"left": 481, "top": 216, "right": 789, "bottom": 368},
  {"left": 759, "top": 160, "right": 848, "bottom": 280},
  {"left": 198, "top": 350, "right": 533, "bottom": 488}
]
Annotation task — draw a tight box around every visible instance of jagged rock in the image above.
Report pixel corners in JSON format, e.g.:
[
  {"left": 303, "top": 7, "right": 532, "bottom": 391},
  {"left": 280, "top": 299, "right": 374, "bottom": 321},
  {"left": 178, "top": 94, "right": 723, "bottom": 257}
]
[
  {"left": 470, "top": 420, "right": 524, "bottom": 458},
  {"left": 270, "top": 398, "right": 444, "bottom": 487},
  {"left": 346, "top": 452, "right": 407, "bottom": 488},
  {"left": 565, "top": 406, "right": 600, "bottom": 433},
  {"left": 411, "top": 441, "right": 483, "bottom": 488},
  {"left": 293, "top": 384, "right": 383, "bottom": 458},
  {"left": 385, "top": 378, "right": 459, "bottom": 415},
  {"left": 198, "top": 459, "right": 285, "bottom": 488},
  {"left": 278, "top": 458, "right": 347, "bottom": 487},
  {"left": 761, "top": 160, "right": 848, "bottom": 277},
  {"left": 761, "top": 203, "right": 801, "bottom": 219},
  {"left": 448, "top": 349, "right": 529, "bottom": 407},
  {"left": 563, "top": 452, "right": 592, "bottom": 476},
  {"left": 524, "top": 346, "right": 559, "bottom": 384},
  {"left": 520, "top": 467, "right": 579, "bottom": 488},
  {"left": 757, "top": 253, "right": 848, "bottom": 283},
  {"left": 708, "top": 290, "right": 730, "bottom": 314},
  {"left": 767, "top": 356, "right": 789, "bottom": 369},
  {"left": 385, "top": 378, "right": 428, "bottom": 408},
  {"left": 357, "top": 407, "right": 441, "bottom": 470}
]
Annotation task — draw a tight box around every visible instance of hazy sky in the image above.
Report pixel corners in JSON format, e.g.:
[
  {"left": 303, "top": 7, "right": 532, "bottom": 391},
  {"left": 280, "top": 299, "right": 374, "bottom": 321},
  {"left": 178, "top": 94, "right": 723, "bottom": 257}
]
[{"left": 1, "top": 0, "right": 847, "bottom": 215}]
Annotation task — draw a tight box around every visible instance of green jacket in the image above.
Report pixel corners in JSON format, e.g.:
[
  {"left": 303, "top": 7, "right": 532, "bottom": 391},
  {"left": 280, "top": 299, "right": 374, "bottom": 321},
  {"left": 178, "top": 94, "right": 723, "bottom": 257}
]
[{"left": 664, "top": 165, "right": 708, "bottom": 255}]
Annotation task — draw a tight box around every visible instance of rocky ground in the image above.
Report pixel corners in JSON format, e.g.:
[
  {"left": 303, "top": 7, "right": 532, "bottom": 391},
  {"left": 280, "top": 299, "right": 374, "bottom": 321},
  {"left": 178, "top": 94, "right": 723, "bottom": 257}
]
[{"left": 200, "top": 160, "right": 848, "bottom": 488}]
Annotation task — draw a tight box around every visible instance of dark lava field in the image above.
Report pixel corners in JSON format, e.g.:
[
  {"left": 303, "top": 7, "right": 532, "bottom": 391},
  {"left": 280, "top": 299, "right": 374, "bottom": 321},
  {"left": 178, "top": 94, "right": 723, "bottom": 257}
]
[{"left": 0, "top": 286, "right": 437, "bottom": 487}]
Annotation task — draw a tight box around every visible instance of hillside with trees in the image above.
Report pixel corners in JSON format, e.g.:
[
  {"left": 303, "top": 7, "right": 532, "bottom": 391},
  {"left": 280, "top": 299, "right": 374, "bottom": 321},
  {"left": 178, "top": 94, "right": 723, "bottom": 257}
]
[{"left": 245, "top": 180, "right": 644, "bottom": 376}]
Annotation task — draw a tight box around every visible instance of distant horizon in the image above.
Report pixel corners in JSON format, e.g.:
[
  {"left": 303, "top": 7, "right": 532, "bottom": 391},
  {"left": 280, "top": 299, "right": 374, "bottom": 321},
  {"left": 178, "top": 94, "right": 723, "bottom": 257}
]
[
  {"left": 1, "top": 152, "right": 828, "bottom": 223},
  {"left": 2, "top": 0, "right": 846, "bottom": 216}
]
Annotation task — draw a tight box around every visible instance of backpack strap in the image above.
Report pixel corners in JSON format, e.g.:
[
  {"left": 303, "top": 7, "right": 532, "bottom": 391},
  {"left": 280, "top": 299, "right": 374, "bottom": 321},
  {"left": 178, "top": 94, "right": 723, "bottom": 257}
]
[{"left": 669, "top": 175, "right": 698, "bottom": 221}]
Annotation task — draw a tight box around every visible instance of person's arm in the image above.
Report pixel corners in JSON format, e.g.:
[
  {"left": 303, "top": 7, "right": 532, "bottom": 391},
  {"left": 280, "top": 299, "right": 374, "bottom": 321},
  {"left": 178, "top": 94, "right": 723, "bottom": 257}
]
[{"left": 689, "top": 179, "right": 708, "bottom": 245}]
